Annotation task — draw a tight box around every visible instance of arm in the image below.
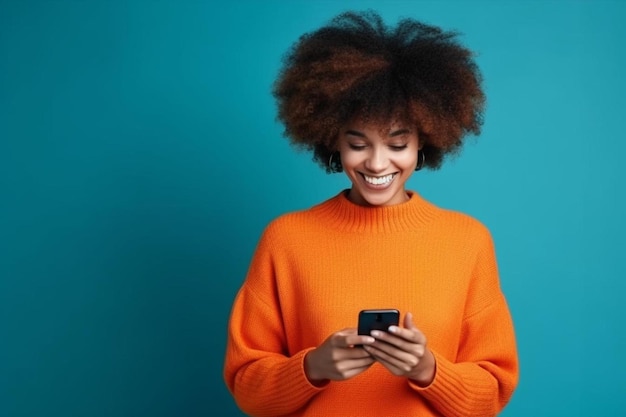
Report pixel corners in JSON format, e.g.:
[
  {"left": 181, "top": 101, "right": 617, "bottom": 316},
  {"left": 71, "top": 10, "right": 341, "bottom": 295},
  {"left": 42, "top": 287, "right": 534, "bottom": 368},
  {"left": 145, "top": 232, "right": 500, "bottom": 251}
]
[
  {"left": 412, "top": 298, "right": 518, "bottom": 417},
  {"left": 224, "top": 287, "right": 325, "bottom": 417},
  {"left": 223, "top": 227, "right": 376, "bottom": 416},
  {"left": 413, "top": 229, "right": 519, "bottom": 417},
  {"left": 223, "top": 229, "right": 323, "bottom": 417},
  {"left": 366, "top": 228, "right": 519, "bottom": 417}
]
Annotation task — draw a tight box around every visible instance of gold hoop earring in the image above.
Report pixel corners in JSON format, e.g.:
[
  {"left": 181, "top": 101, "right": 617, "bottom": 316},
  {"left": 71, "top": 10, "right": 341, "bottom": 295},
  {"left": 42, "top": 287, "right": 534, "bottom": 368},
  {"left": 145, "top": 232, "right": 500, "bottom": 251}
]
[{"left": 328, "top": 152, "right": 342, "bottom": 173}]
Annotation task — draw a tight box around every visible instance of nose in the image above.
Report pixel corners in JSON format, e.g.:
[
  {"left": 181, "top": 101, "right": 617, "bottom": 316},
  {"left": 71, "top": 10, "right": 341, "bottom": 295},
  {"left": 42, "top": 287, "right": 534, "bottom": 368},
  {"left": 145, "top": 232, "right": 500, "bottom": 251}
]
[{"left": 364, "top": 147, "right": 389, "bottom": 173}]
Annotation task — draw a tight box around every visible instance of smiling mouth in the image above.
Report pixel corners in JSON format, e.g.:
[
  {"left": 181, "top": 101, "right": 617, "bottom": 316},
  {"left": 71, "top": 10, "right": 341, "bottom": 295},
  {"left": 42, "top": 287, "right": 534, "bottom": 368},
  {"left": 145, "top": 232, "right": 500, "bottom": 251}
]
[{"left": 361, "top": 173, "right": 397, "bottom": 186}]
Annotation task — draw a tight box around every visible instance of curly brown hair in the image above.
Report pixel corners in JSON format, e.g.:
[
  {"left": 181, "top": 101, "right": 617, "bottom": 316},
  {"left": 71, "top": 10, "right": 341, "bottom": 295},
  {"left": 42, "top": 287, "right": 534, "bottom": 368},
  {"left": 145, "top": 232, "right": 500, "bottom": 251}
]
[{"left": 273, "top": 11, "right": 485, "bottom": 172}]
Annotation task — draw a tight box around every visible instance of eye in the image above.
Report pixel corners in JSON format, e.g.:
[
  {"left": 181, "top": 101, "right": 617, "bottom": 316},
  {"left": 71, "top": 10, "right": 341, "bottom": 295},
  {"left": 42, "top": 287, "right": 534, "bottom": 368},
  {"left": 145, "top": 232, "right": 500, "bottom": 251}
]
[
  {"left": 348, "top": 144, "right": 367, "bottom": 151},
  {"left": 389, "top": 144, "right": 408, "bottom": 151}
]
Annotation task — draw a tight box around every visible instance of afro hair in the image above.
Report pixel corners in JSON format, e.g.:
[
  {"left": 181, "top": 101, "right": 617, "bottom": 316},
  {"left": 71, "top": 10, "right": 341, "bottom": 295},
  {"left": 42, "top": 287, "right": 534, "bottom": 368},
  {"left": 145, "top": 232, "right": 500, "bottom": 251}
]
[{"left": 273, "top": 10, "right": 485, "bottom": 172}]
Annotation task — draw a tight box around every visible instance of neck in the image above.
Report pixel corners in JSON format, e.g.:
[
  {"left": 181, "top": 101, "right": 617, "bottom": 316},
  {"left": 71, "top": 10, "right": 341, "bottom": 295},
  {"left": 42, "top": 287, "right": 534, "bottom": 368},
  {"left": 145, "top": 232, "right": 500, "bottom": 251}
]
[
  {"left": 346, "top": 189, "right": 411, "bottom": 207},
  {"left": 311, "top": 190, "right": 440, "bottom": 233}
]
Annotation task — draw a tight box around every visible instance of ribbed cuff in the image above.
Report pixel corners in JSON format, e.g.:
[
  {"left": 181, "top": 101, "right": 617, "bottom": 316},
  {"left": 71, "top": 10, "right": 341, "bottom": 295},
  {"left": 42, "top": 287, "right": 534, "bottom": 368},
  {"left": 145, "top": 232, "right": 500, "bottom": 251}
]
[
  {"left": 408, "top": 351, "right": 497, "bottom": 417},
  {"left": 264, "top": 349, "right": 327, "bottom": 414}
]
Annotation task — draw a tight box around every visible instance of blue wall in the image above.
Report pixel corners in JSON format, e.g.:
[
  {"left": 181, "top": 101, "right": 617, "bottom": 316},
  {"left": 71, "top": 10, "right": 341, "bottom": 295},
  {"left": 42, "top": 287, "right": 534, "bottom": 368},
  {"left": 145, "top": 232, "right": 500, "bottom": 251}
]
[{"left": 1, "top": 1, "right": 624, "bottom": 415}]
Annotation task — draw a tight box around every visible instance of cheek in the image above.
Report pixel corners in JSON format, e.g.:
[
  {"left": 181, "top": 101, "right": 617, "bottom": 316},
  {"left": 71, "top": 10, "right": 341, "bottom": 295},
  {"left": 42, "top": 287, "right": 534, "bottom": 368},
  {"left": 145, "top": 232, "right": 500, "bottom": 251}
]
[
  {"left": 395, "top": 153, "right": 418, "bottom": 171},
  {"left": 340, "top": 151, "right": 364, "bottom": 170}
]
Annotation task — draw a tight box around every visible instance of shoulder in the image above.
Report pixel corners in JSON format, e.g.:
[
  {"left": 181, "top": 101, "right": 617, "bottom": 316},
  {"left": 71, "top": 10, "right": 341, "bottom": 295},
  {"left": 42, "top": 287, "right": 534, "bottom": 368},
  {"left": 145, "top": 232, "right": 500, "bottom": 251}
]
[
  {"left": 423, "top": 204, "right": 499, "bottom": 269},
  {"left": 265, "top": 192, "right": 340, "bottom": 232},
  {"left": 258, "top": 198, "right": 331, "bottom": 245},
  {"left": 428, "top": 203, "right": 494, "bottom": 244},
  {"left": 265, "top": 205, "right": 320, "bottom": 232},
  {"left": 438, "top": 207, "right": 490, "bottom": 231}
]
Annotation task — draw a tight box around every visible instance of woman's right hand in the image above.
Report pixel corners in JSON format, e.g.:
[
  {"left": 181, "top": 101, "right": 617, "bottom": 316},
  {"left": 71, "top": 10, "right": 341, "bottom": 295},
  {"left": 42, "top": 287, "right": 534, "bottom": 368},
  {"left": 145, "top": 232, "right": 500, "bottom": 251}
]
[{"left": 304, "top": 328, "right": 376, "bottom": 385}]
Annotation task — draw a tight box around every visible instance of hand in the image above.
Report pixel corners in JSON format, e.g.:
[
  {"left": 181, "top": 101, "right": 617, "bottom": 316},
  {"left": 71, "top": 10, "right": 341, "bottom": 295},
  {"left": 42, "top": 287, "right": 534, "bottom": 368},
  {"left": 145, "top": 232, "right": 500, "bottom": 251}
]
[
  {"left": 363, "top": 312, "right": 435, "bottom": 386},
  {"left": 304, "top": 328, "right": 376, "bottom": 385}
]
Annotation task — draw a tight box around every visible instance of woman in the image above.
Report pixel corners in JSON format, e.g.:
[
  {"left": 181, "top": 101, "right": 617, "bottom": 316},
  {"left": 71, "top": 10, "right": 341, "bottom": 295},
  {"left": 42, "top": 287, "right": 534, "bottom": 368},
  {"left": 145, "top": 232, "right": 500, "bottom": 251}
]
[{"left": 223, "top": 11, "right": 518, "bottom": 417}]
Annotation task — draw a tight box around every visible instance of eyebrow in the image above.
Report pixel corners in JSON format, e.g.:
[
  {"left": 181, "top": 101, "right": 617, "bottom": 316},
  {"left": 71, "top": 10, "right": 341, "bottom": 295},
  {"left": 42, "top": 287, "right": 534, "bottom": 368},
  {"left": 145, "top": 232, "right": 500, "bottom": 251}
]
[
  {"left": 344, "top": 129, "right": 411, "bottom": 138},
  {"left": 389, "top": 128, "right": 411, "bottom": 137},
  {"left": 345, "top": 129, "right": 367, "bottom": 138}
]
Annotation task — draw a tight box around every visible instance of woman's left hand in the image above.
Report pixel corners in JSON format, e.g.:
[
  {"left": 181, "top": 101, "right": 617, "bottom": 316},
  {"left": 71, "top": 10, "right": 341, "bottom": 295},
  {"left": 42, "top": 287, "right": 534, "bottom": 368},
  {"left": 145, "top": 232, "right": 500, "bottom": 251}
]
[{"left": 363, "top": 312, "right": 436, "bottom": 387}]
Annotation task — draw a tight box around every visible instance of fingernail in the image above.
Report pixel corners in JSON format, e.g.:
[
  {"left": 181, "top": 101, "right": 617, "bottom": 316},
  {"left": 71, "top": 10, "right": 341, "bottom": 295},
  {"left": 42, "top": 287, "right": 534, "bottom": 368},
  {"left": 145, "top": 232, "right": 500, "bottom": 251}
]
[
  {"left": 388, "top": 326, "right": 399, "bottom": 333},
  {"left": 371, "top": 330, "right": 381, "bottom": 337},
  {"left": 364, "top": 336, "right": 375, "bottom": 343}
]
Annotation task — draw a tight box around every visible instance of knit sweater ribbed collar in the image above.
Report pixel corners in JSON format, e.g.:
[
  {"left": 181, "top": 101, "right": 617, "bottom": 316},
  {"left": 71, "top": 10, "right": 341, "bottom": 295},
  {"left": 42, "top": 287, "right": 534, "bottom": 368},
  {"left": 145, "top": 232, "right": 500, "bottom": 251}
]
[{"left": 311, "top": 189, "right": 441, "bottom": 233}]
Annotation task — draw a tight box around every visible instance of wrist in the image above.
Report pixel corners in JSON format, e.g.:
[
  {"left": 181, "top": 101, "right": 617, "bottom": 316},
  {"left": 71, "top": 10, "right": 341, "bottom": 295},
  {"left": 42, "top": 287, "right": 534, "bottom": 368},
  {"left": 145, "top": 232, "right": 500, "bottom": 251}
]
[
  {"left": 304, "top": 350, "right": 328, "bottom": 387},
  {"left": 410, "top": 349, "right": 436, "bottom": 387}
]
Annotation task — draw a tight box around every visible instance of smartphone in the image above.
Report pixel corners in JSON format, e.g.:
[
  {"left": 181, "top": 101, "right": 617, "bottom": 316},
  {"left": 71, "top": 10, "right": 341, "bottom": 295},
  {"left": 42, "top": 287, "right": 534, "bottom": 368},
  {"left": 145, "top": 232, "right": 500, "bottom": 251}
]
[{"left": 358, "top": 309, "right": 400, "bottom": 336}]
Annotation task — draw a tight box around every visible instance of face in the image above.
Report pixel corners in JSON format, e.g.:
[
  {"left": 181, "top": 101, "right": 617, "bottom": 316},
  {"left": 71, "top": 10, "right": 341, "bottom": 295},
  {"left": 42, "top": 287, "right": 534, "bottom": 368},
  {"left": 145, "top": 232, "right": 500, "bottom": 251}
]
[{"left": 337, "top": 120, "right": 420, "bottom": 207}]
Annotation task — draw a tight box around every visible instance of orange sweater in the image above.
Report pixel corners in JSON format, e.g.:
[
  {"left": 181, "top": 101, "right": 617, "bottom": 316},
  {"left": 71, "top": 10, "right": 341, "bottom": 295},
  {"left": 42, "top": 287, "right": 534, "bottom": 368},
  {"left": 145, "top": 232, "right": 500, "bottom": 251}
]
[{"left": 224, "top": 191, "right": 518, "bottom": 417}]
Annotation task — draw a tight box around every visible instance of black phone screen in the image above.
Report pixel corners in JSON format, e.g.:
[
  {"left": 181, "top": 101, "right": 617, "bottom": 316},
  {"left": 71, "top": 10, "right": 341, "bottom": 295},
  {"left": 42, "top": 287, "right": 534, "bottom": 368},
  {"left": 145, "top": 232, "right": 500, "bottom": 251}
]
[{"left": 357, "top": 309, "right": 400, "bottom": 336}]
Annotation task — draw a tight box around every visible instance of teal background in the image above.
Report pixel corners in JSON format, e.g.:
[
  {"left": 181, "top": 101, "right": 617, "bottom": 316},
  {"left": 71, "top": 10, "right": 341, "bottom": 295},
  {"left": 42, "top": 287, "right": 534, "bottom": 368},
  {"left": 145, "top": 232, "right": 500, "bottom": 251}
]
[{"left": 1, "top": 0, "right": 624, "bottom": 415}]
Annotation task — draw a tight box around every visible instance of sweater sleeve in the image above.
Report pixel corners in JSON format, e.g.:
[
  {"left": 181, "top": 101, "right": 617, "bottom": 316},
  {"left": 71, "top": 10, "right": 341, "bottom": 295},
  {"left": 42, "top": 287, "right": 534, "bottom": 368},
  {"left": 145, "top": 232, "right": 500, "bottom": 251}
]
[
  {"left": 409, "top": 227, "right": 519, "bottom": 417},
  {"left": 223, "top": 226, "right": 325, "bottom": 417}
]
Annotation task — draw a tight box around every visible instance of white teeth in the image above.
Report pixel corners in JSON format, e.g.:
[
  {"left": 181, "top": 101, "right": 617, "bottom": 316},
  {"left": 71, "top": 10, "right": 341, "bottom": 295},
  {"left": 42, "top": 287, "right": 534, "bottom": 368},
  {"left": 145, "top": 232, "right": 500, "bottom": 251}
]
[{"left": 364, "top": 174, "right": 395, "bottom": 185}]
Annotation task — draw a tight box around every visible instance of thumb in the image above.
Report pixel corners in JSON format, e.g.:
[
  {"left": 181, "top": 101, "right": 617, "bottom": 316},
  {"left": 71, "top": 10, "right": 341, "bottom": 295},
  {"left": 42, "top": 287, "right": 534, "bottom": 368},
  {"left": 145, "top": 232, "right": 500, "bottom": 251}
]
[{"left": 404, "top": 312, "right": 417, "bottom": 330}]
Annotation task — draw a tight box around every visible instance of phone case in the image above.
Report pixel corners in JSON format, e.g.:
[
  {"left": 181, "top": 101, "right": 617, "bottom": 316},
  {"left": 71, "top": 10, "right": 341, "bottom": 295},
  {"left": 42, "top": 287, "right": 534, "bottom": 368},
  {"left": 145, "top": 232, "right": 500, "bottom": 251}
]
[{"left": 357, "top": 309, "right": 400, "bottom": 335}]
